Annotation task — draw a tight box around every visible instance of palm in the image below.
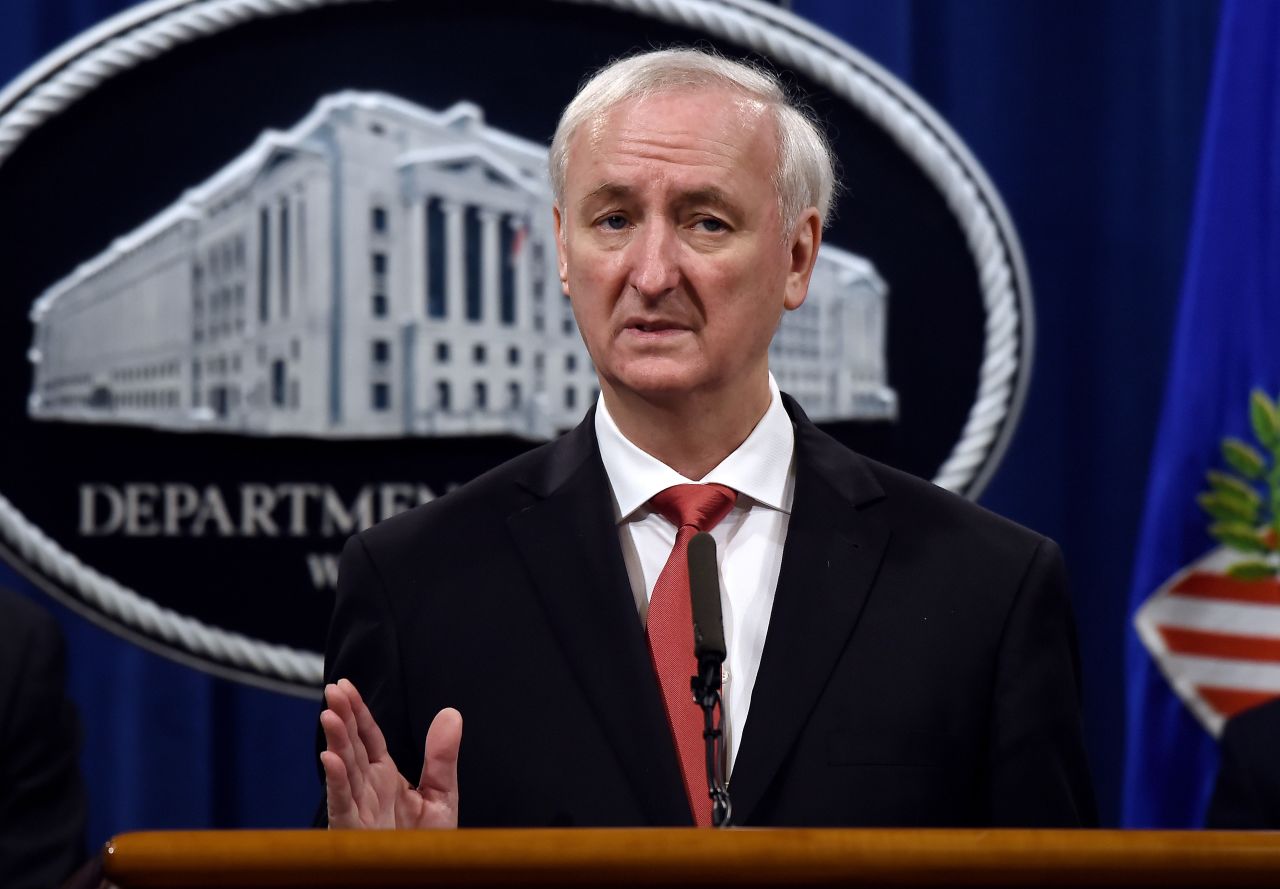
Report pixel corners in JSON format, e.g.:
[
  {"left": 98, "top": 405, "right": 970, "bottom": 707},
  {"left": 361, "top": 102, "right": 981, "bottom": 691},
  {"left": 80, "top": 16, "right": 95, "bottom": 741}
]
[
  {"left": 320, "top": 679, "right": 461, "bottom": 829},
  {"left": 345, "top": 749, "right": 446, "bottom": 830}
]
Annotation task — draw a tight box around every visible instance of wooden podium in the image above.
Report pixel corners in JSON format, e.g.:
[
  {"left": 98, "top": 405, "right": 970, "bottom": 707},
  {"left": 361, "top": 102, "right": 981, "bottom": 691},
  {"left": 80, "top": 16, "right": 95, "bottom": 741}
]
[{"left": 101, "top": 828, "right": 1280, "bottom": 887}]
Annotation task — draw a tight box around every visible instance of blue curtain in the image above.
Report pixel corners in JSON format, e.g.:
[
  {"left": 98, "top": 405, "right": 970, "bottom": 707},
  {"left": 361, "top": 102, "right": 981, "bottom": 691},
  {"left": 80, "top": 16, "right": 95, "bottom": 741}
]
[{"left": 0, "top": 0, "right": 1221, "bottom": 840}]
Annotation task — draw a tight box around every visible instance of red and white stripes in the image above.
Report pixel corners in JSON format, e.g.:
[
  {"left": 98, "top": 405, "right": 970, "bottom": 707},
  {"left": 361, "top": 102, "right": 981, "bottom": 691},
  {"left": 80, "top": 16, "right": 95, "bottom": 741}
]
[{"left": 1135, "top": 547, "right": 1280, "bottom": 736}]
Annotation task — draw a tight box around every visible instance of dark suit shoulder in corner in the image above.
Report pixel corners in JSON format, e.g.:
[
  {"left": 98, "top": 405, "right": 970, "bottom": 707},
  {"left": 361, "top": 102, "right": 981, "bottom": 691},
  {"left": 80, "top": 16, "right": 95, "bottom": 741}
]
[
  {"left": 0, "top": 589, "right": 71, "bottom": 744},
  {"left": 0, "top": 589, "right": 88, "bottom": 889},
  {"left": 1207, "top": 697, "right": 1280, "bottom": 829}
]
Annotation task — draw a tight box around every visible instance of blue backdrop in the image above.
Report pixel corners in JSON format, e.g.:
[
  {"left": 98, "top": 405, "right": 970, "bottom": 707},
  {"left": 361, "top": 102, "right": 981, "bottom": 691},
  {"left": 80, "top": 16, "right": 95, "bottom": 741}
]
[{"left": 0, "top": 0, "right": 1223, "bottom": 844}]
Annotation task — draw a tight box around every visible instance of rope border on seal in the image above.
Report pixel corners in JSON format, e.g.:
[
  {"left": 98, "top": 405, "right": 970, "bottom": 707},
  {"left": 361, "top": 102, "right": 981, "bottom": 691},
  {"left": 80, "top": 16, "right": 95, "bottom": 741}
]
[
  {"left": 0, "top": 0, "right": 1031, "bottom": 690},
  {"left": 0, "top": 493, "right": 323, "bottom": 685}
]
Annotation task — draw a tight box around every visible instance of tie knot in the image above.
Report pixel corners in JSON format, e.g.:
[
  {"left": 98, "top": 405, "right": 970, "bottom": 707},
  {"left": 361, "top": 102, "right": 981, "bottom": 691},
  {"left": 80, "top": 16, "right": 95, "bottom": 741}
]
[{"left": 649, "top": 483, "right": 737, "bottom": 532}]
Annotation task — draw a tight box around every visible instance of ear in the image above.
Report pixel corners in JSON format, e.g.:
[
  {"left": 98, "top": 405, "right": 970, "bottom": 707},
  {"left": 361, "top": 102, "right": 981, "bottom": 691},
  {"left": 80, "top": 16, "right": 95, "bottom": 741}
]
[
  {"left": 553, "top": 204, "right": 570, "bottom": 291},
  {"left": 782, "top": 207, "right": 822, "bottom": 311}
]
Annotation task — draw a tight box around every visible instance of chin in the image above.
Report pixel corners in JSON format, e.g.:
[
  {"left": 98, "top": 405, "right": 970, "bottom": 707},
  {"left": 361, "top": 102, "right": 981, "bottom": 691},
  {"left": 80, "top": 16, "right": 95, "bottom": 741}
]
[{"left": 606, "top": 363, "right": 709, "bottom": 400}]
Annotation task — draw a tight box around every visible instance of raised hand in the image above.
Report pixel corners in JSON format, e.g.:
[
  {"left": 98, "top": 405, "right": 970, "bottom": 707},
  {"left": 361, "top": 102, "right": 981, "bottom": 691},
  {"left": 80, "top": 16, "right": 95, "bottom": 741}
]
[{"left": 319, "top": 678, "right": 462, "bottom": 829}]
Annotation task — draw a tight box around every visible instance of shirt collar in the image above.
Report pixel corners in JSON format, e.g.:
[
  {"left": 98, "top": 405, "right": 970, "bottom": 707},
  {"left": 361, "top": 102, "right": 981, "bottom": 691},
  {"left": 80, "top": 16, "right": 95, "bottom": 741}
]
[{"left": 594, "top": 374, "right": 796, "bottom": 523}]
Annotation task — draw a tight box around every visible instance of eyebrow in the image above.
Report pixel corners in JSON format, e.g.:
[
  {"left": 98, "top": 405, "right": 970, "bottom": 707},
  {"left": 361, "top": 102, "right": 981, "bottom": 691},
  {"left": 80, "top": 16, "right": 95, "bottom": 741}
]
[
  {"left": 578, "top": 183, "right": 631, "bottom": 208},
  {"left": 577, "top": 184, "right": 740, "bottom": 215},
  {"left": 676, "top": 187, "right": 737, "bottom": 215}
]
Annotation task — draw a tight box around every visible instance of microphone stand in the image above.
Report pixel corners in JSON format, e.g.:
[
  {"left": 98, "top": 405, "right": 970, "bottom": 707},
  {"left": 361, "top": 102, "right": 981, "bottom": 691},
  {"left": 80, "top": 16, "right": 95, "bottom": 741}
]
[
  {"left": 691, "top": 658, "right": 732, "bottom": 827},
  {"left": 688, "top": 530, "right": 732, "bottom": 827}
]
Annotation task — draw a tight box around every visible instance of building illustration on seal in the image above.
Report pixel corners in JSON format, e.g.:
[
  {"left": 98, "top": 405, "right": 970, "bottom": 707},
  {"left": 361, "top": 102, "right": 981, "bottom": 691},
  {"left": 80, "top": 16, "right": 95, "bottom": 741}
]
[{"left": 27, "top": 92, "right": 897, "bottom": 439}]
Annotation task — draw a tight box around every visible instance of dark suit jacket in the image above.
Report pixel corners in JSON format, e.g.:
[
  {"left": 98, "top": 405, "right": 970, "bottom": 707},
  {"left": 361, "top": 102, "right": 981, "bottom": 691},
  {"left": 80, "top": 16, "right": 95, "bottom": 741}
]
[
  {"left": 1206, "top": 697, "right": 1280, "bottom": 829},
  {"left": 324, "top": 397, "right": 1096, "bottom": 827},
  {"left": 0, "top": 589, "right": 87, "bottom": 889}
]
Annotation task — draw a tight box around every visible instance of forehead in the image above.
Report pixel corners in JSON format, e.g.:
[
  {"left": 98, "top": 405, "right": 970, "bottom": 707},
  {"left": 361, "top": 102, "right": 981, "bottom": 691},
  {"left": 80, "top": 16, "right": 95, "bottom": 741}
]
[{"left": 566, "top": 87, "right": 777, "bottom": 196}]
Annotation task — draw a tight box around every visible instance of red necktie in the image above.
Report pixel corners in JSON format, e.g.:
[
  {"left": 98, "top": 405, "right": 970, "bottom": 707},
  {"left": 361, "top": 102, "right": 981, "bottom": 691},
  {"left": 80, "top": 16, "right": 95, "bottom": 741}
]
[{"left": 646, "top": 483, "right": 737, "bottom": 827}]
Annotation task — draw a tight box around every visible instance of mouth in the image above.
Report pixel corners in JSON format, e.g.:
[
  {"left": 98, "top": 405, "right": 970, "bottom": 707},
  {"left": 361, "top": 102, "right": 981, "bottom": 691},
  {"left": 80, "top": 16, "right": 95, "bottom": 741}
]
[{"left": 624, "top": 318, "right": 688, "bottom": 335}]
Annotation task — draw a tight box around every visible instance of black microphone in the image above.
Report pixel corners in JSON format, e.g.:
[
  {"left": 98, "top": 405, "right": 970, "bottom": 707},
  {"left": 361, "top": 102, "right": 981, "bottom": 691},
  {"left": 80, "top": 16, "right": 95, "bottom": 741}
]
[
  {"left": 688, "top": 531, "right": 726, "bottom": 669},
  {"left": 687, "top": 531, "right": 732, "bottom": 827}
]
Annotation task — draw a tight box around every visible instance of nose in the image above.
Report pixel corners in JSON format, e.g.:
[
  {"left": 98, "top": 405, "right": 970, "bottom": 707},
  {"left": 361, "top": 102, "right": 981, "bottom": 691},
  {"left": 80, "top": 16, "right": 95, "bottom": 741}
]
[{"left": 626, "top": 219, "right": 680, "bottom": 300}]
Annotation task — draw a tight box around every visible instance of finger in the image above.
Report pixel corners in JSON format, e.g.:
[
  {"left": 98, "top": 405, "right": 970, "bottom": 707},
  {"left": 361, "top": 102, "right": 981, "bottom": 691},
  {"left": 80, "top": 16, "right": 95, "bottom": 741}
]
[
  {"left": 417, "top": 707, "right": 463, "bottom": 800},
  {"left": 319, "top": 706, "right": 350, "bottom": 757},
  {"left": 322, "top": 687, "right": 370, "bottom": 802},
  {"left": 319, "top": 749, "right": 358, "bottom": 828},
  {"left": 340, "top": 677, "right": 390, "bottom": 763},
  {"left": 329, "top": 681, "right": 373, "bottom": 775},
  {"left": 320, "top": 708, "right": 362, "bottom": 794}
]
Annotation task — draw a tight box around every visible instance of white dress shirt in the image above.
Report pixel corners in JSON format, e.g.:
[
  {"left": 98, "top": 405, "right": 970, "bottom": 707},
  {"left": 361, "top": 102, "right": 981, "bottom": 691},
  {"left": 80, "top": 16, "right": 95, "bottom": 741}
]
[{"left": 594, "top": 375, "right": 796, "bottom": 775}]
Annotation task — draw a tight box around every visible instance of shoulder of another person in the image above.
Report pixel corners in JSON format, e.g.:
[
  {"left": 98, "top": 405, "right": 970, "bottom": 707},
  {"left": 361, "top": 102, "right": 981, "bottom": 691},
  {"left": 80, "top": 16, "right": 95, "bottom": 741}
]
[
  {"left": 0, "top": 589, "right": 61, "bottom": 668},
  {"left": 0, "top": 589, "right": 66, "bottom": 738},
  {"left": 0, "top": 586, "right": 58, "bottom": 633},
  {"left": 1222, "top": 697, "right": 1280, "bottom": 756}
]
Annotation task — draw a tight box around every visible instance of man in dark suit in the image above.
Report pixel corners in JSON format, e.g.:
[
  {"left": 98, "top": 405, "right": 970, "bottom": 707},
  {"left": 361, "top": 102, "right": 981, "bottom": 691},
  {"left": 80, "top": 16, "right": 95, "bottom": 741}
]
[{"left": 319, "top": 48, "right": 1095, "bottom": 829}]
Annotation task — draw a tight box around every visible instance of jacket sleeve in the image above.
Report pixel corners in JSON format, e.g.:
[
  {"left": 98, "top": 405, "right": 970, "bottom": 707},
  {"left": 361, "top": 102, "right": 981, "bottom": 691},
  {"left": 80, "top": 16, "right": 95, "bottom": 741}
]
[
  {"left": 315, "top": 533, "right": 419, "bottom": 825},
  {"left": 987, "top": 538, "right": 1098, "bottom": 826}
]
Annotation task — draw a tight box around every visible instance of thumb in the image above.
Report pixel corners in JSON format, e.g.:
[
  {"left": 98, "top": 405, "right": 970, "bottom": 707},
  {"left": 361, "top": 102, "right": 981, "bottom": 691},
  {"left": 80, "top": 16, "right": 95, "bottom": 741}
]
[{"left": 417, "top": 707, "right": 462, "bottom": 798}]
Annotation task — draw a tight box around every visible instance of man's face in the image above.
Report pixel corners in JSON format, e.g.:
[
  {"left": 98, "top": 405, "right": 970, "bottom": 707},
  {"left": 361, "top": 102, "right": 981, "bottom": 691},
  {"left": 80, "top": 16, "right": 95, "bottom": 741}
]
[{"left": 554, "top": 87, "right": 819, "bottom": 409}]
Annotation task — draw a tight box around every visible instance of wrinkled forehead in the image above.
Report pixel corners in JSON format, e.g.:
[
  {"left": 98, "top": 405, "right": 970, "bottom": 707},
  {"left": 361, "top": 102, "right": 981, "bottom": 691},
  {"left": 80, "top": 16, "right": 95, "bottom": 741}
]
[{"left": 566, "top": 86, "right": 778, "bottom": 182}]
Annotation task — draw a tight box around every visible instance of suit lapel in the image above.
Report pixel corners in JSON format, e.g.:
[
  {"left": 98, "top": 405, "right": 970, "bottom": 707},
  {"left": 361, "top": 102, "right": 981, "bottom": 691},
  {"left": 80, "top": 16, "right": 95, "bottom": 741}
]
[
  {"left": 506, "top": 413, "right": 692, "bottom": 825},
  {"left": 729, "top": 399, "right": 891, "bottom": 823}
]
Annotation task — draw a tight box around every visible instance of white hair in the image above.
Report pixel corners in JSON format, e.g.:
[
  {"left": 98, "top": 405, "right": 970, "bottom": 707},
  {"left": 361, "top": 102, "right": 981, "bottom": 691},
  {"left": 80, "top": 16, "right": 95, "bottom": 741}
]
[{"left": 549, "top": 48, "right": 838, "bottom": 232}]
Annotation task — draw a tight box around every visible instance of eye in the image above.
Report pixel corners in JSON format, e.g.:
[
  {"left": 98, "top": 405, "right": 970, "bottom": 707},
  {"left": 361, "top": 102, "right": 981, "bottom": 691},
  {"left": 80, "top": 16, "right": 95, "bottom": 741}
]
[
  {"left": 693, "top": 217, "right": 728, "bottom": 233},
  {"left": 597, "top": 214, "right": 628, "bottom": 231}
]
